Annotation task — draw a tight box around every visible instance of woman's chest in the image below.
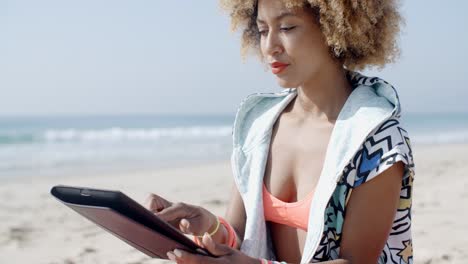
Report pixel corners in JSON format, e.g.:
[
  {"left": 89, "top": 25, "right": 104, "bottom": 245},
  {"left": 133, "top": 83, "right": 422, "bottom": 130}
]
[
  {"left": 262, "top": 117, "right": 334, "bottom": 261},
  {"left": 270, "top": 223, "right": 308, "bottom": 263},
  {"left": 263, "top": 118, "right": 333, "bottom": 201}
]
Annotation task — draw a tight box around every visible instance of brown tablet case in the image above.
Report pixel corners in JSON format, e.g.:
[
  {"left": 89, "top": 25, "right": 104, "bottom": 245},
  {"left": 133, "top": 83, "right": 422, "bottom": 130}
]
[{"left": 50, "top": 185, "right": 211, "bottom": 259}]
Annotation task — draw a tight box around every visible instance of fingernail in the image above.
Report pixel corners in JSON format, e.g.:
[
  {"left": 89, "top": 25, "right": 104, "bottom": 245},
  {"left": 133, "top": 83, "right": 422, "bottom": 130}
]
[
  {"left": 166, "top": 251, "right": 176, "bottom": 261},
  {"left": 173, "top": 249, "right": 183, "bottom": 258}
]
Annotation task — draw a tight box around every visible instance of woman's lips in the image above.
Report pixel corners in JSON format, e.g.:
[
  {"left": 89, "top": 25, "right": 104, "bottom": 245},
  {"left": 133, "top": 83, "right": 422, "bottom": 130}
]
[{"left": 270, "top": 62, "right": 289, "bottom": 74}]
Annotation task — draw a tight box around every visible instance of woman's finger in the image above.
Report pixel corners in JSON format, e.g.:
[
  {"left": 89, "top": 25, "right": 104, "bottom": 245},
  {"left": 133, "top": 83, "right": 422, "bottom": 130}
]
[
  {"left": 146, "top": 199, "right": 164, "bottom": 213},
  {"left": 170, "top": 249, "right": 217, "bottom": 264},
  {"left": 156, "top": 202, "right": 192, "bottom": 223},
  {"left": 201, "top": 233, "right": 232, "bottom": 257},
  {"left": 145, "top": 193, "right": 172, "bottom": 212},
  {"left": 179, "top": 218, "right": 193, "bottom": 234}
]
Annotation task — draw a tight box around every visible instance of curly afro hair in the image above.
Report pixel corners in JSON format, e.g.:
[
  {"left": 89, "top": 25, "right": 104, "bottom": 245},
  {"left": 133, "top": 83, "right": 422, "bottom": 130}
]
[{"left": 219, "top": 0, "right": 403, "bottom": 71}]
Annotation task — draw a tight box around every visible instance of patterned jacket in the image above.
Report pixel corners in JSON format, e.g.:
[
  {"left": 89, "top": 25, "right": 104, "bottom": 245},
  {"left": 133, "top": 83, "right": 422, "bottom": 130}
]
[{"left": 230, "top": 71, "right": 415, "bottom": 263}]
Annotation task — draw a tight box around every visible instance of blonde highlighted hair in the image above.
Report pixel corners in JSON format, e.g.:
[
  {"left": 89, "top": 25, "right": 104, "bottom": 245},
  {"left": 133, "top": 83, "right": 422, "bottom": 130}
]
[{"left": 220, "top": 0, "right": 403, "bottom": 70}]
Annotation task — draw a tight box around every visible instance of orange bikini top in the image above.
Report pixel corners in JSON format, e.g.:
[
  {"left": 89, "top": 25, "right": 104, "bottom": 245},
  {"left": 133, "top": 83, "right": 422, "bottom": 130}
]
[{"left": 262, "top": 183, "right": 314, "bottom": 231}]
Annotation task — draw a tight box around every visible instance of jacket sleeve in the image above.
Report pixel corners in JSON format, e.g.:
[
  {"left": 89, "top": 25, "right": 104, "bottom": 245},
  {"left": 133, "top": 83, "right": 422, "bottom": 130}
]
[{"left": 350, "top": 117, "right": 415, "bottom": 188}]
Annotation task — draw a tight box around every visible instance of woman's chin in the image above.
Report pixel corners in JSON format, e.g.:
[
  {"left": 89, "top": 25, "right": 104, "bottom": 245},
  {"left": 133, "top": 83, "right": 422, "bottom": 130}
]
[{"left": 276, "top": 78, "right": 297, "bottom": 89}]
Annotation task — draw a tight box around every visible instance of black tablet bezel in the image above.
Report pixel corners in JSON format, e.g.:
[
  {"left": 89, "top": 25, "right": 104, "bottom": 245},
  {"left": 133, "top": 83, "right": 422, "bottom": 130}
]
[{"left": 50, "top": 185, "right": 213, "bottom": 257}]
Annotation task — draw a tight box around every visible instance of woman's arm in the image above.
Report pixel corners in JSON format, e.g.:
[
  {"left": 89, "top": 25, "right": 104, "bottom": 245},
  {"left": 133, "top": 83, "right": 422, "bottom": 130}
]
[
  {"left": 337, "top": 161, "right": 405, "bottom": 264},
  {"left": 225, "top": 182, "right": 247, "bottom": 241},
  {"left": 211, "top": 181, "right": 246, "bottom": 248}
]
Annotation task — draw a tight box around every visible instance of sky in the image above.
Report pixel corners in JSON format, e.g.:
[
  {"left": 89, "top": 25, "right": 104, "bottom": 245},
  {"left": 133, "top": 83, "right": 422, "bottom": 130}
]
[{"left": 1, "top": 0, "right": 467, "bottom": 116}]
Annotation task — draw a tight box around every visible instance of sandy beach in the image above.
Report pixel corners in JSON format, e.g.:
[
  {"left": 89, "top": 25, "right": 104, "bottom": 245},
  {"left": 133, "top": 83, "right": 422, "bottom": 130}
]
[{"left": 1, "top": 142, "right": 467, "bottom": 264}]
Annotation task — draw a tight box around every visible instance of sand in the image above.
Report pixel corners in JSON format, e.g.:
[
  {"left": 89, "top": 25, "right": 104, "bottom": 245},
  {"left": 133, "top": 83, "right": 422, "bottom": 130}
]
[{"left": 0, "top": 143, "right": 467, "bottom": 264}]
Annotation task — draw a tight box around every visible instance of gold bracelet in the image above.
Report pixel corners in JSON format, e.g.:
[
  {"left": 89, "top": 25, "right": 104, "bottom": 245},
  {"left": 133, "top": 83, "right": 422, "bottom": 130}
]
[{"left": 197, "top": 216, "right": 220, "bottom": 238}]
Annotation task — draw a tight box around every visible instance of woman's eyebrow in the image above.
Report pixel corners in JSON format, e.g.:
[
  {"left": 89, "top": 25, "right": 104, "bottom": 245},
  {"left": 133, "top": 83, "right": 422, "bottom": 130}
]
[{"left": 256, "top": 11, "right": 296, "bottom": 24}]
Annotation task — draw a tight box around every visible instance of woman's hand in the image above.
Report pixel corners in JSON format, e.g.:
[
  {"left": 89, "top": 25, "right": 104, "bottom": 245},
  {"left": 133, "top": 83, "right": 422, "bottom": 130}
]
[
  {"left": 144, "top": 193, "right": 218, "bottom": 237},
  {"left": 166, "top": 233, "right": 258, "bottom": 264}
]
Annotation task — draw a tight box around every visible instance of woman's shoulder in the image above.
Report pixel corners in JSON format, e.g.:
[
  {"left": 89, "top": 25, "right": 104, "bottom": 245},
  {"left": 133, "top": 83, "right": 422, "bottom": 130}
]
[
  {"left": 346, "top": 116, "right": 416, "bottom": 188},
  {"left": 231, "top": 89, "right": 296, "bottom": 148},
  {"left": 234, "top": 89, "right": 295, "bottom": 114}
]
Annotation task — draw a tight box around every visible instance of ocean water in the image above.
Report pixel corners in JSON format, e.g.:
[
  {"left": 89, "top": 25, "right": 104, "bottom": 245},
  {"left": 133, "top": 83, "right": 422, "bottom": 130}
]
[
  {"left": 0, "top": 113, "right": 467, "bottom": 178},
  {"left": 0, "top": 115, "right": 234, "bottom": 178}
]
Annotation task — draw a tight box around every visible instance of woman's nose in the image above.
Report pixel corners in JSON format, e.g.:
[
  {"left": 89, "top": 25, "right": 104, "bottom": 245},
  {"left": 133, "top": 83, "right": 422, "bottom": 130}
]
[{"left": 264, "top": 31, "right": 283, "bottom": 56}]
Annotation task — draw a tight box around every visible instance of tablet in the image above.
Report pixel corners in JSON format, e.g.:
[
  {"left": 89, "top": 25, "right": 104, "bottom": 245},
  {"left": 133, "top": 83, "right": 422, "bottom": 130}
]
[{"left": 50, "top": 185, "right": 213, "bottom": 259}]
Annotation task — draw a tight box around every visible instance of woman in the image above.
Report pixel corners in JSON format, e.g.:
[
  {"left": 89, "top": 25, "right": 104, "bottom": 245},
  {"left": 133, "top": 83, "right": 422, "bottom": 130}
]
[{"left": 146, "top": 0, "right": 415, "bottom": 263}]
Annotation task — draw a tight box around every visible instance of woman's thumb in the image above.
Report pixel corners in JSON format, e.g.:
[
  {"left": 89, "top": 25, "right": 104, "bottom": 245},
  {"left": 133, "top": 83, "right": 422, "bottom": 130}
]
[{"left": 179, "top": 218, "right": 192, "bottom": 234}]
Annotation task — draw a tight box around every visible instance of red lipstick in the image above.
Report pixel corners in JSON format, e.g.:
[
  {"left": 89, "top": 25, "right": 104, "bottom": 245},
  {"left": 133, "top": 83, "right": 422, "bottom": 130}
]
[{"left": 270, "top": 61, "right": 289, "bottom": 74}]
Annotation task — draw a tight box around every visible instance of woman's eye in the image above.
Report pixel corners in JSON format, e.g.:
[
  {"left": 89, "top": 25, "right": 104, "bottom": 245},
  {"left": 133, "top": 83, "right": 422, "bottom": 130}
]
[
  {"left": 280, "top": 26, "right": 296, "bottom": 32},
  {"left": 258, "top": 25, "right": 295, "bottom": 36},
  {"left": 259, "top": 29, "right": 268, "bottom": 36}
]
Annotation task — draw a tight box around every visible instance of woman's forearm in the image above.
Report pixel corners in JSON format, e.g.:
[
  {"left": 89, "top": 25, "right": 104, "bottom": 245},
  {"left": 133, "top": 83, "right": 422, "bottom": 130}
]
[
  {"left": 209, "top": 218, "right": 242, "bottom": 249},
  {"left": 210, "top": 216, "right": 244, "bottom": 250},
  {"left": 211, "top": 220, "right": 228, "bottom": 244}
]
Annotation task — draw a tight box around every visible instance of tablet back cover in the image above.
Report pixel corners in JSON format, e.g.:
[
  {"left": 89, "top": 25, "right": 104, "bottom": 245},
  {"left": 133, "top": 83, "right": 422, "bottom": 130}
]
[
  {"left": 65, "top": 203, "right": 192, "bottom": 258},
  {"left": 51, "top": 186, "right": 207, "bottom": 259}
]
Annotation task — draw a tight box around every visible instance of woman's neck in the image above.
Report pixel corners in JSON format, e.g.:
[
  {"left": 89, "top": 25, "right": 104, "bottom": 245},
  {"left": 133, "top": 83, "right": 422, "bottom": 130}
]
[{"left": 290, "top": 64, "right": 352, "bottom": 124}]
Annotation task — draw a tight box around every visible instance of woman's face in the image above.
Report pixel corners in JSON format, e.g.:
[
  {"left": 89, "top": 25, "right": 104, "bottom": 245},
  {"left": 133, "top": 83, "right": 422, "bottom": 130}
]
[{"left": 256, "top": 0, "right": 333, "bottom": 88}]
